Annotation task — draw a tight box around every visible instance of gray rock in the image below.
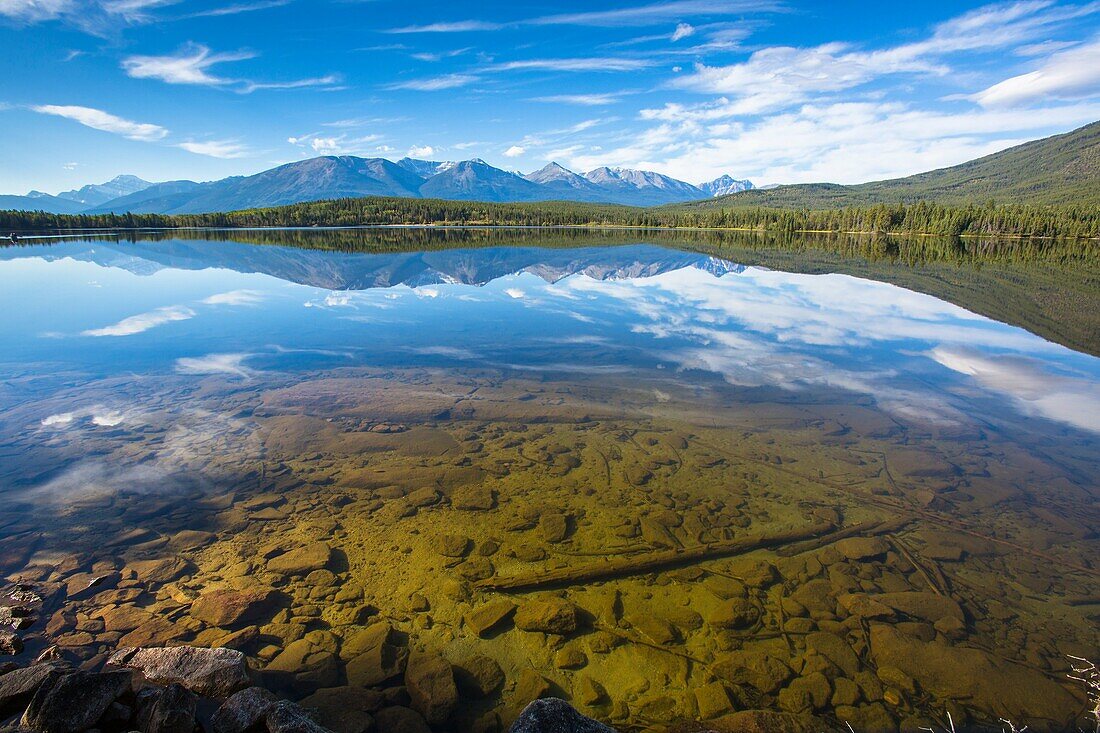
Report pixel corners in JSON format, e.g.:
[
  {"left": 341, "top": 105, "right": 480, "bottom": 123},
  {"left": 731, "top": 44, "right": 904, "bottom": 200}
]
[
  {"left": 0, "top": 664, "right": 66, "bottom": 712},
  {"left": 135, "top": 683, "right": 198, "bottom": 733},
  {"left": 508, "top": 698, "right": 616, "bottom": 733},
  {"left": 22, "top": 670, "right": 132, "bottom": 733},
  {"left": 109, "top": 646, "right": 251, "bottom": 698},
  {"left": 265, "top": 700, "right": 332, "bottom": 733},
  {"left": 211, "top": 686, "right": 278, "bottom": 733}
]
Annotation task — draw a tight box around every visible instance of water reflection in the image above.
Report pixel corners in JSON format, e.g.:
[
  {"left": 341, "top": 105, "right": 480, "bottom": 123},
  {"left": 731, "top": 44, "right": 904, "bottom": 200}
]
[{"left": 0, "top": 234, "right": 1097, "bottom": 732}]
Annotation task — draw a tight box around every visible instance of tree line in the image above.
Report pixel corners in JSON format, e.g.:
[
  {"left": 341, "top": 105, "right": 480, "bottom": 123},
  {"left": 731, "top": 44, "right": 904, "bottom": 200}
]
[{"left": 2, "top": 197, "right": 1098, "bottom": 240}]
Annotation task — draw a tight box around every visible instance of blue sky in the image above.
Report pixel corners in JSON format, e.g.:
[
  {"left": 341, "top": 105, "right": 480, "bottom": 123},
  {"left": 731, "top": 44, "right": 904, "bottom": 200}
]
[{"left": 1, "top": 0, "right": 1099, "bottom": 194}]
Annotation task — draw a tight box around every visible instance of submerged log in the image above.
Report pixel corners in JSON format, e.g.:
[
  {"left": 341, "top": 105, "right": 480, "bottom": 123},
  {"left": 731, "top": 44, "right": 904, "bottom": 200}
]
[
  {"left": 776, "top": 517, "right": 912, "bottom": 557},
  {"left": 474, "top": 521, "right": 835, "bottom": 592}
]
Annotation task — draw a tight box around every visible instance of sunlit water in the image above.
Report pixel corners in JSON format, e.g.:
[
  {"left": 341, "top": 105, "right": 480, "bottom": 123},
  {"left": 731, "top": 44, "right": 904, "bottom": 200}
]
[{"left": 1, "top": 233, "right": 1097, "bottom": 732}]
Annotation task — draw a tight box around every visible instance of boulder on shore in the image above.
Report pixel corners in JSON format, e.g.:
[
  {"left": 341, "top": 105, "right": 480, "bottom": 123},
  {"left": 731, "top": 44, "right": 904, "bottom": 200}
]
[
  {"left": 508, "top": 698, "right": 616, "bottom": 733},
  {"left": 109, "top": 646, "right": 252, "bottom": 698},
  {"left": 21, "top": 669, "right": 132, "bottom": 733}
]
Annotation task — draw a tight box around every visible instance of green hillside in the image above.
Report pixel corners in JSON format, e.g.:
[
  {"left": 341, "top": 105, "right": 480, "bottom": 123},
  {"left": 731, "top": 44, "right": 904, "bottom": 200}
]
[{"left": 683, "top": 120, "right": 1100, "bottom": 210}]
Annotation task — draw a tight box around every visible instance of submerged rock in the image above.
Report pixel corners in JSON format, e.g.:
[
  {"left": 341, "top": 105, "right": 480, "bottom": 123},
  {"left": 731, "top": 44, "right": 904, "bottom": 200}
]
[
  {"left": 268, "top": 543, "right": 334, "bottom": 576},
  {"left": 869, "top": 624, "right": 1076, "bottom": 728},
  {"left": 508, "top": 698, "right": 615, "bottom": 733},
  {"left": 109, "top": 646, "right": 252, "bottom": 697},
  {"left": 191, "top": 588, "right": 279, "bottom": 628},
  {"left": 373, "top": 705, "right": 431, "bottom": 733},
  {"left": 514, "top": 599, "right": 578, "bottom": 635},
  {"left": 465, "top": 600, "right": 516, "bottom": 636},
  {"left": 405, "top": 651, "right": 457, "bottom": 725}
]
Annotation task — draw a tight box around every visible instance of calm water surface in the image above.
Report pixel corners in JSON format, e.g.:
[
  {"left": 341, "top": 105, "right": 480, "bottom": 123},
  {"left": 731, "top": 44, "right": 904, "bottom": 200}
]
[{"left": 0, "top": 232, "right": 1097, "bottom": 732}]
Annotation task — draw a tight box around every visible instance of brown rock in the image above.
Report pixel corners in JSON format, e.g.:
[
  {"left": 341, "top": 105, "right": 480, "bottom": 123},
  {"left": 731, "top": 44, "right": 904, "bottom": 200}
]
[
  {"left": 453, "top": 486, "right": 495, "bottom": 511},
  {"left": 405, "top": 652, "right": 457, "bottom": 725},
  {"left": 694, "top": 681, "right": 735, "bottom": 719},
  {"left": 514, "top": 598, "right": 578, "bottom": 635},
  {"left": 268, "top": 543, "right": 333, "bottom": 576},
  {"left": 191, "top": 588, "right": 279, "bottom": 628},
  {"left": 707, "top": 598, "right": 760, "bottom": 629},
  {"left": 454, "top": 655, "right": 504, "bottom": 698},
  {"left": 373, "top": 706, "right": 430, "bottom": 733},
  {"left": 539, "top": 514, "right": 569, "bottom": 543},
  {"left": 465, "top": 600, "right": 516, "bottom": 637},
  {"left": 835, "top": 537, "right": 889, "bottom": 561}
]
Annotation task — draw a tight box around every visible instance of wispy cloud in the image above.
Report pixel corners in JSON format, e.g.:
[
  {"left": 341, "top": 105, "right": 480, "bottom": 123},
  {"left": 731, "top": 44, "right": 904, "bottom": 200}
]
[
  {"left": 530, "top": 93, "right": 624, "bottom": 106},
  {"left": 31, "top": 104, "right": 168, "bottom": 141},
  {"left": 287, "top": 131, "right": 383, "bottom": 155},
  {"left": 202, "top": 289, "right": 266, "bottom": 305},
  {"left": 972, "top": 36, "right": 1100, "bottom": 107},
  {"left": 122, "top": 42, "right": 340, "bottom": 93},
  {"left": 491, "top": 57, "right": 653, "bottom": 72},
  {"left": 386, "top": 20, "right": 503, "bottom": 33},
  {"left": 671, "top": 22, "right": 695, "bottom": 41},
  {"left": 175, "top": 352, "right": 256, "bottom": 377},
  {"left": 388, "top": 73, "right": 479, "bottom": 91},
  {"left": 176, "top": 139, "right": 251, "bottom": 158},
  {"left": 81, "top": 305, "right": 194, "bottom": 336},
  {"left": 386, "top": 0, "right": 782, "bottom": 33},
  {"left": 186, "top": 0, "right": 290, "bottom": 17},
  {"left": 122, "top": 43, "right": 254, "bottom": 85}
]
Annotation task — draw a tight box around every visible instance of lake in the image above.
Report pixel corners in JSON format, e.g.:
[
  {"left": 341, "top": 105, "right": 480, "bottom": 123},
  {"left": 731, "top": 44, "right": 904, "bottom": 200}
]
[{"left": 0, "top": 229, "right": 1097, "bottom": 732}]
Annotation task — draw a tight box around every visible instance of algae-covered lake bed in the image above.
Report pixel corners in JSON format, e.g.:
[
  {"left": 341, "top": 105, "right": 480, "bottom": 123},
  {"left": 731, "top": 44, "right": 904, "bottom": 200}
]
[{"left": 0, "top": 229, "right": 1097, "bottom": 732}]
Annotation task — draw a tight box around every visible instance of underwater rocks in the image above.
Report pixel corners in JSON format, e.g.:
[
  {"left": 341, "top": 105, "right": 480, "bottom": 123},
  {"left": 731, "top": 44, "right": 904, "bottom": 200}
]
[
  {"left": 405, "top": 651, "right": 458, "bottom": 725},
  {"left": 267, "top": 543, "right": 334, "bottom": 576},
  {"left": 514, "top": 599, "right": 579, "bottom": 635},
  {"left": 190, "top": 588, "right": 280, "bottom": 628},
  {"left": 869, "top": 624, "right": 1077, "bottom": 728},
  {"left": 465, "top": 600, "right": 516, "bottom": 637}
]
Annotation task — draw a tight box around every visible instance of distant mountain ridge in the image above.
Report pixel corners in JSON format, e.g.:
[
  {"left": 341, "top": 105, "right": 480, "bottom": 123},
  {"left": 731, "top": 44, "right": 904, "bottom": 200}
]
[{"left": 1, "top": 159, "right": 753, "bottom": 214}]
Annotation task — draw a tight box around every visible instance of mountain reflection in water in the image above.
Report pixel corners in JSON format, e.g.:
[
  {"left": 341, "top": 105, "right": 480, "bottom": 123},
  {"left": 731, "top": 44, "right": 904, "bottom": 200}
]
[{"left": 0, "top": 234, "right": 1097, "bottom": 732}]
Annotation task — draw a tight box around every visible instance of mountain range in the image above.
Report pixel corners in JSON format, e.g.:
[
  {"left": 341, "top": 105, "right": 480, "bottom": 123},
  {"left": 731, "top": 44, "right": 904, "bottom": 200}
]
[
  {"left": 1, "top": 159, "right": 753, "bottom": 215},
  {"left": 0, "top": 239, "right": 745, "bottom": 290}
]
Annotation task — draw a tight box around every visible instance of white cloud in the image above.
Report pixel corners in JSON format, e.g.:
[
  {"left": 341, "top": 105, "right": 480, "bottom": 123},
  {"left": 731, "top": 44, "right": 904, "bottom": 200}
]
[
  {"left": 41, "top": 412, "right": 74, "bottom": 426},
  {"left": 288, "top": 132, "right": 383, "bottom": 155},
  {"left": 492, "top": 57, "right": 652, "bottom": 73},
  {"left": 201, "top": 289, "right": 265, "bottom": 305},
  {"left": 530, "top": 0, "right": 781, "bottom": 27},
  {"left": 388, "top": 73, "right": 479, "bottom": 91},
  {"left": 503, "top": 145, "right": 525, "bottom": 158},
  {"left": 176, "top": 140, "right": 251, "bottom": 158},
  {"left": 91, "top": 409, "right": 125, "bottom": 426},
  {"left": 175, "top": 352, "right": 255, "bottom": 377},
  {"left": 669, "top": 1, "right": 1100, "bottom": 114},
  {"left": 930, "top": 345, "right": 1100, "bottom": 433},
  {"left": 0, "top": 0, "right": 74, "bottom": 22},
  {"left": 122, "top": 44, "right": 253, "bottom": 86},
  {"left": 972, "top": 37, "right": 1100, "bottom": 107},
  {"left": 81, "top": 305, "right": 194, "bottom": 337},
  {"left": 504, "top": 287, "right": 525, "bottom": 298},
  {"left": 387, "top": 20, "right": 503, "bottom": 33},
  {"left": 573, "top": 100, "right": 1100, "bottom": 184},
  {"left": 531, "top": 93, "right": 623, "bottom": 106},
  {"left": 31, "top": 104, "right": 168, "bottom": 141},
  {"left": 122, "top": 43, "right": 339, "bottom": 93},
  {"left": 671, "top": 22, "right": 695, "bottom": 41},
  {"left": 407, "top": 144, "right": 435, "bottom": 157}
]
